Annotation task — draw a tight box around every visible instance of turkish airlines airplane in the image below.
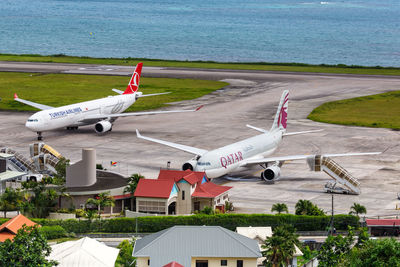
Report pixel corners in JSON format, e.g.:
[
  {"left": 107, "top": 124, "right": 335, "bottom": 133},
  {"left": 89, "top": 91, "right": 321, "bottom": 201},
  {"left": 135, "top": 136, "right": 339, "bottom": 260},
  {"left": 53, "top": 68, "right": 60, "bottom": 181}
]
[
  {"left": 14, "top": 63, "right": 202, "bottom": 140},
  {"left": 137, "top": 90, "right": 380, "bottom": 180}
]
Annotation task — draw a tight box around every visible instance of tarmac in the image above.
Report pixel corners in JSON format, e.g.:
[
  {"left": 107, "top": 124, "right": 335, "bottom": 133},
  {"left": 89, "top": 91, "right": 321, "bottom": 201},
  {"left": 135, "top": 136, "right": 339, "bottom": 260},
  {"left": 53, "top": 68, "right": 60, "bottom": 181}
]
[{"left": 0, "top": 62, "right": 399, "bottom": 217}]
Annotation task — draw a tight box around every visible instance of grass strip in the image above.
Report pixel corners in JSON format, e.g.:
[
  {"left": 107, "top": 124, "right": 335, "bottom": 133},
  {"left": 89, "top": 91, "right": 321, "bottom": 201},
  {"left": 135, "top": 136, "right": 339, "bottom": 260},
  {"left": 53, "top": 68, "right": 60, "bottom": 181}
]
[
  {"left": 308, "top": 91, "right": 400, "bottom": 130},
  {"left": 0, "top": 72, "right": 228, "bottom": 112},
  {"left": 1, "top": 53, "right": 400, "bottom": 76}
]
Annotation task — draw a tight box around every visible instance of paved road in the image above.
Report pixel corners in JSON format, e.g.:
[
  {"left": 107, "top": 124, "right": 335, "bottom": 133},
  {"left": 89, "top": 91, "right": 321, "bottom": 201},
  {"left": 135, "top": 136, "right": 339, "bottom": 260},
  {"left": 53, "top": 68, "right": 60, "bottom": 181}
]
[{"left": 0, "top": 61, "right": 399, "bottom": 216}]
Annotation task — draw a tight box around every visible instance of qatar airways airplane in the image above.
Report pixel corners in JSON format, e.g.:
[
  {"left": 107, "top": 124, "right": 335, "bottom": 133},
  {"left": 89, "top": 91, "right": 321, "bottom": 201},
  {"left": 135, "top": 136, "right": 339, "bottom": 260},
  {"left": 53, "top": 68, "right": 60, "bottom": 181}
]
[
  {"left": 14, "top": 63, "right": 201, "bottom": 140},
  {"left": 137, "top": 90, "right": 380, "bottom": 180}
]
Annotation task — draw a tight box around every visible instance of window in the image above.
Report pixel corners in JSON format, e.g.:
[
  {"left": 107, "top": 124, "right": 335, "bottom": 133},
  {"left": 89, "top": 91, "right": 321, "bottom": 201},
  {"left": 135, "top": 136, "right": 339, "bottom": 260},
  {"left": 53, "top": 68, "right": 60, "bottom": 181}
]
[
  {"left": 196, "top": 260, "right": 208, "bottom": 267},
  {"left": 182, "top": 190, "right": 185, "bottom": 200},
  {"left": 237, "top": 260, "right": 243, "bottom": 267},
  {"left": 147, "top": 259, "right": 150, "bottom": 265},
  {"left": 221, "top": 259, "right": 227, "bottom": 266}
]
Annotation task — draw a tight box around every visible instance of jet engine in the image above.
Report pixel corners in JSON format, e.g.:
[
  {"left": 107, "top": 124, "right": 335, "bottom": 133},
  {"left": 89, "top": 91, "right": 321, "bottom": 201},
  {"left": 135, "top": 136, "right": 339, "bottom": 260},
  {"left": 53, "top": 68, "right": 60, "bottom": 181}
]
[
  {"left": 94, "top": 120, "right": 112, "bottom": 133},
  {"left": 182, "top": 159, "right": 198, "bottom": 171},
  {"left": 261, "top": 165, "right": 281, "bottom": 181}
]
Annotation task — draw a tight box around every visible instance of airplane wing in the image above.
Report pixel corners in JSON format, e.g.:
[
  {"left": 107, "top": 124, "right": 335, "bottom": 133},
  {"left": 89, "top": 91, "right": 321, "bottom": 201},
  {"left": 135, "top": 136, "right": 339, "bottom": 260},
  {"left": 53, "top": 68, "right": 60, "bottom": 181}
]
[
  {"left": 14, "top": 93, "right": 54, "bottom": 110},
  {"left": 240, "top": 152, "right": 381, "bottom": 167},
  {"left": 79, "top": 105, "right": 203, "bottom": 123},
  {"left": 136, "top": 129, "right": 208, "bottom": 156}
]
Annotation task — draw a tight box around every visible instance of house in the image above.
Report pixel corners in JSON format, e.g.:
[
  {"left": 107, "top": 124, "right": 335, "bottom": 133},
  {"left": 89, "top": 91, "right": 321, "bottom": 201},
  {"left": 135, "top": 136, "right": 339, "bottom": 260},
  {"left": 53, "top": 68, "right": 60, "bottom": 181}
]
[
  {"left": 133, "top": 226, "right": 262, "bottom": 267},
  {"left": 163, "top": 262, "right": 184, "bottom": 267},
  {"left": 134, "top": 169, "right": 232, "bottom": 215},
  {"left": 236, "top": 226, "right": 303, "bottom": 267},
  {"left": 366, "top": 219, "right": 400, "bottom": 236},
  {"left": 0, "top": 214, "right": 37, "bottom": 242}
]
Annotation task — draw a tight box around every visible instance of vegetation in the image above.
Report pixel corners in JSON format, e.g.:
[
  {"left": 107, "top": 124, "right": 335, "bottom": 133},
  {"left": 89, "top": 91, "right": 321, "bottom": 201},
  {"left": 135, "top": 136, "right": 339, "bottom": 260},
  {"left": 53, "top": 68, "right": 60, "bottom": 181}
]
[
  {"left": 30, "top": 213, "right": 358, "bottom": 234},
  {"left": 124, "top": 174, "right": 144, "bottom": 211},
  {"left": 86, "top": 191, "right": 115, "bottom": 217},
  {"left": 53, "top": 157, "right": 70, "bottom": 185},
  {"left": 308, "top": 91, "right": 400, "bottom": 130},
  {"left": 262, "top": 224, "right": 300, "bottom": 267},
  {"left": 349, "top": 203, "right": 367, "bottom": 217},
  {"left": 19, "top": 177, "right": 59, "bottom": 218},
  {"left": 271, "top": 203, "right": 289, "bottom": 215},
  {"left": 0, "top": 72, "right": 227, "bottom": 112},
  {"left": 115, "top": 237, "right": 136, "bottom": 267},
  {"left": 0, "top": 225, "right": 57, "bottom": 266},
  {"left": 40, "top": 225, "right": 68, "bottom": 240},
  {"left": 0, "top": 188, "right": 23, "bottom": 218},
  {"left": 295, "top": 199, "right": 325, "bottom": 216},
  {"left": 1, "top": 53, "right": 400, "bottom": 75}
]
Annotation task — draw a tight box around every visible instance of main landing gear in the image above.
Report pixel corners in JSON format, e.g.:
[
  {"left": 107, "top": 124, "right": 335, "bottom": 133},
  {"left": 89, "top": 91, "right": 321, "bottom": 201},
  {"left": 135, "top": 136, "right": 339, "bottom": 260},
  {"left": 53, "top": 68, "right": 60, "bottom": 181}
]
[
  {"left": 37, "top": 132, "right": 43, "bottom": 141},
  {"left": 66, "top": 126, "right": 79, "bottom": 130}
]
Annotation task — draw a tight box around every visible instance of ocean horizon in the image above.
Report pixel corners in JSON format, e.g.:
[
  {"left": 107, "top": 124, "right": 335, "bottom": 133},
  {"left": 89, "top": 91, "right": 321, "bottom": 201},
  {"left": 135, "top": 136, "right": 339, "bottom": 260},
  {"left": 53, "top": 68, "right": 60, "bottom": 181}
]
[{"left": 1, "top": 0, "right": 399, "bottom": 67}]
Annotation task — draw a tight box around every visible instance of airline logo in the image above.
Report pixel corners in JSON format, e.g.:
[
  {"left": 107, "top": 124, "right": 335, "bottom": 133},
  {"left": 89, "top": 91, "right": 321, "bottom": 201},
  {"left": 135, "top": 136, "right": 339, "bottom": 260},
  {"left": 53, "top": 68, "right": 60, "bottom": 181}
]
[
  {"left": 123, "top": 63, "right": 143, "bottom": 94},
  {"left": 220, "top": 151, "right": 244, "bottom": 168},
  {"left": 278, "top": 92, "right": 288, "bottom": 129},
  {"left": 49, "top": 107, "right": 82, "bottom": 119}
]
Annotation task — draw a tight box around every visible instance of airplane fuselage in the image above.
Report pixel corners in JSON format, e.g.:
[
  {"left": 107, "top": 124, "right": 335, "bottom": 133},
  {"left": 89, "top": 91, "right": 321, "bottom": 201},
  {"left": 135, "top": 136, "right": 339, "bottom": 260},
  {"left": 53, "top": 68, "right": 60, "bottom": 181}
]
[
  {"left": 25, "top": 94, "right": 136, "bottom": 132},
  {"left": 193, "top": 130, "right": 283, "bottom": 178}
]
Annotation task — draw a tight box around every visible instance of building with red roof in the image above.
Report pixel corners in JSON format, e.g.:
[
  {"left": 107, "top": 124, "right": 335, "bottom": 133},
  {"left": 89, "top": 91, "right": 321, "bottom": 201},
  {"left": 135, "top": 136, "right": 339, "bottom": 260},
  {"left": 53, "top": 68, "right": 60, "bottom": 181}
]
[
  {"left": 366, "top": 219, "right": 400, "bottom": 236},
  {"left": 134, "top": 169, "right": 231, "bottom": 215},
  {"left": 0, "top": 214, "right": 37, "bottom": 242},
  {"left": 163, "top": 261, "right": 184, "bottom": 267}
]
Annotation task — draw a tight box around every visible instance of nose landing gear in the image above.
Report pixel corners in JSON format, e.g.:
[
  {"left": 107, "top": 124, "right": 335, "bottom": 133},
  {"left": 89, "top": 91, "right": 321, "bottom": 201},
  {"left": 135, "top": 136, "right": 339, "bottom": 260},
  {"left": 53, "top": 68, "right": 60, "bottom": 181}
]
[{"left": 37, "top": 132, "right": 43, "bottom": 141}]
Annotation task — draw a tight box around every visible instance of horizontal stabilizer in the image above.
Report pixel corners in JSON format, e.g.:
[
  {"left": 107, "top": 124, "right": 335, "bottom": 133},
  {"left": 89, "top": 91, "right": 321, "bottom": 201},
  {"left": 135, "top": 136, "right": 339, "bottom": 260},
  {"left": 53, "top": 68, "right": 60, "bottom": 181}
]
[
  {"left": 137, "top": 92, "right": 170, "bottom": 98},
  {"left": 246, "top": 124, "right": 268, "bottom": 134},
  {"left": 112, "top": 89, "right": 124, "bottom": 95},
  {"left": 136, "top": 129, "right": 208, "bottom": 156},
  {"left": 283, "top": 129, "right": 324, "bottom": 136}
]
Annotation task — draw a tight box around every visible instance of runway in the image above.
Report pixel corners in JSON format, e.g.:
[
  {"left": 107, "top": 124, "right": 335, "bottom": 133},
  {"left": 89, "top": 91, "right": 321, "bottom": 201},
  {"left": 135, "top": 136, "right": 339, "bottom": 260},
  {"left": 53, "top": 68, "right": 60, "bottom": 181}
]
[{"left": 0, "top": 61, "right": 399, "bottom": 216}]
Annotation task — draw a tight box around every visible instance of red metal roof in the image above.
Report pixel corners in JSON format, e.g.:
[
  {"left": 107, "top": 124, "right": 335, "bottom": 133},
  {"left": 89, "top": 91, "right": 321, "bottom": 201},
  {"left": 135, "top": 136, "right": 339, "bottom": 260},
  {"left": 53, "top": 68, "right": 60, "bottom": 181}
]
[
  {"left": 0, "top": 214, "right": 37, "bottom": 242},
  {"left": 192, "top": 182, "right": 232, "bottom": 198},
  {"left": 158, "top": 169, "right": 207, "bottom": 185},
  {"left": 134, "top": 179, "right": 175, "bottom": 199},
  {"left": 113, "top": 193, "right": 133, "bottom": 200},
  {"left": 366, "top": 219, "right": 400, "bottom": 226},
  {"left": 163, "top": 261, "right": 184, "bottom": 267}
]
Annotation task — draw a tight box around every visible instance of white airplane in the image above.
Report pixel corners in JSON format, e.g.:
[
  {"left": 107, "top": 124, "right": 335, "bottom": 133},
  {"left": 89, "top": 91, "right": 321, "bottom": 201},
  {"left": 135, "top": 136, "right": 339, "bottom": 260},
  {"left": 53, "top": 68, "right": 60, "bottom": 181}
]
[
  {"left": 14, "top": 63, "right": 202, "bottom": 140},
  {"left": 137, "top": 90, "right": 381, "bottom": 180}
]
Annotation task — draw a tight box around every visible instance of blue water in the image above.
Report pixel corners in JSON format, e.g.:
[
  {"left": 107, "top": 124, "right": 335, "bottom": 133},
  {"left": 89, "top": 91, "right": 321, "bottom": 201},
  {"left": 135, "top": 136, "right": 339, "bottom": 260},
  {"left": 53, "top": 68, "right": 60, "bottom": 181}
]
[{"left": 1, "top": 0, "right": 400, "bottom": 66}]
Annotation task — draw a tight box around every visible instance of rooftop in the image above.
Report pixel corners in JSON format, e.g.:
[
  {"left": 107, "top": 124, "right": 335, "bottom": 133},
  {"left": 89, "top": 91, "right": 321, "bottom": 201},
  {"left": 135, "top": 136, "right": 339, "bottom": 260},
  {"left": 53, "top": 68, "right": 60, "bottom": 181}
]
[
  {"left": 134, "top": 179, "right": 175, "bottom": 199},
  {"left": 0, "top": 214, "right": 37, "bottom": 242},
  {"left": 66, "top": 170, "right": 127, "bottom": 193}
]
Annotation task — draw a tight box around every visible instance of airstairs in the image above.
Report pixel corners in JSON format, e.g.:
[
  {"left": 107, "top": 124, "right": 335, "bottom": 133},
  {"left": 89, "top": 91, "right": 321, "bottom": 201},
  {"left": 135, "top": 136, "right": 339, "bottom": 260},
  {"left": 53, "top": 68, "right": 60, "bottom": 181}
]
[
  {"left": 307, "top": 155, "right": 361, "bottom": 195},
  {"left": 0, "top": 147, "right": 38, "bottom": 173}
]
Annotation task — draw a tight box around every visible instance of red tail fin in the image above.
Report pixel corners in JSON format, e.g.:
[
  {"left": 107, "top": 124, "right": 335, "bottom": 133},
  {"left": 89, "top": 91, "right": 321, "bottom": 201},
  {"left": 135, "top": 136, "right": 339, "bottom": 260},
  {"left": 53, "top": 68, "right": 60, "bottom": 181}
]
[{"left": 123, "top": 63, "right": 143, "bottom": 94}]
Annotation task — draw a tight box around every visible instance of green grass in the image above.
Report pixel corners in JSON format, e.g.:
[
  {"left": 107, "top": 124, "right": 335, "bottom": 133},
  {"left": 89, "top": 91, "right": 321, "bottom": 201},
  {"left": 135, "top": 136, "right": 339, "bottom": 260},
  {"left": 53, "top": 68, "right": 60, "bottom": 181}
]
[
  {"left": 2, "top": 53, "right": 400, "bottom": 75},
  {"left": 308, "top": 91, "right": 400, "bottom": 130},
  {"left": 0, "top": 72, "right": 228, "bottom": 112}
]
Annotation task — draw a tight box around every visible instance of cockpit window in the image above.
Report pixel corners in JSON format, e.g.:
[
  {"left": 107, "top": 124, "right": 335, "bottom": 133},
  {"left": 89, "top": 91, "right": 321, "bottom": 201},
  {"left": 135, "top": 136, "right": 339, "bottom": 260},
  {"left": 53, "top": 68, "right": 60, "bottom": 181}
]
[{"left": 27, "top": 119, "right": 38, "bottom": 122}]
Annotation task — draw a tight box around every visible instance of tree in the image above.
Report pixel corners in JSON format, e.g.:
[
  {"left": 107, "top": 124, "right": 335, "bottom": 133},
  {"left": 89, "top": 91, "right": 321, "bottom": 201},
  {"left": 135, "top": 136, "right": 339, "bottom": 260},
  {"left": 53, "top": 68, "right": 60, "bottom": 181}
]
[
  {"left": 124, "top": 173, "right": 144, "bottom": 211},
  {"left": 317, "top": 226, "right": 354, "bottom": 267},
  {"left": 295, "top": 199, "right": 324, "bottom": 216},
  {"left": 86, "top": 191, "right": 115, "bottom": 217},
  {"left": 349, "top": 203, "right": 367, "bottom": 217},
  {"left": 340, "top": 238, "right": 400, "bottom": 267},
  {"left": 115, "top": 237, "right": 136, "bottom": 267},
  {"left": 356, "top": 227, "right": 370, "bottom": 247},
  {"left": 0, "top": 188, "right": 23, "bottom": 218},
  {"left": 20, "top": 178, "right": 59, "bottom": 218},
  {"left": 262, "top": 224, "right": 300, "bottom": 267},
  {"left": 0, "top": 225, "right": 57, "bottom": 266},
  {"left": 271, "top": 203, "right": 288, "bottom": 214},
  {"left": 53, "top": 157, "right": 70, "bottom": 185}
]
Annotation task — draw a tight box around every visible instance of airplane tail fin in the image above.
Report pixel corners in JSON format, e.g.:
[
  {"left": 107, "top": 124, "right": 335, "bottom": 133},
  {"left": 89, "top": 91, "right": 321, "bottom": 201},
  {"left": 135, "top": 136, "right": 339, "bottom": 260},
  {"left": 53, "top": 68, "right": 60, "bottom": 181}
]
[
  {"left": 123, "top": 63, "right": 143, "bottom": 95},
  {"left": 270, "top": 90, "right": 289, "bottom": 131}
]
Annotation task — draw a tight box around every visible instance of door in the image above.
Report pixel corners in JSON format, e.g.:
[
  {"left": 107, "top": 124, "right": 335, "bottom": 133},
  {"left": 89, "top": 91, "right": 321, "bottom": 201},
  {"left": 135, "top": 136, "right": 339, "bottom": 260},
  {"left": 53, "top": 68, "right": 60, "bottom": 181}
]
[{"left": 196, "top": 260, "right": 208, "bottom": 267}]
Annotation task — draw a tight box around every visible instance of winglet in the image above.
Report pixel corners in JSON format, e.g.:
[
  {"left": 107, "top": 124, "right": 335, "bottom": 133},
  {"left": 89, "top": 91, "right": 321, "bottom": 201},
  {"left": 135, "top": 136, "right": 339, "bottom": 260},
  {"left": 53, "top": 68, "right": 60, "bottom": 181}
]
[
  {"left": 14, "top": 93, "right": 18, "bottom": 99},
  {"left": 136, "top": 129, "right": 141, "bottom": 138},
  {"left": 195, "top": 105, "right": 204, "bottom": 111}
]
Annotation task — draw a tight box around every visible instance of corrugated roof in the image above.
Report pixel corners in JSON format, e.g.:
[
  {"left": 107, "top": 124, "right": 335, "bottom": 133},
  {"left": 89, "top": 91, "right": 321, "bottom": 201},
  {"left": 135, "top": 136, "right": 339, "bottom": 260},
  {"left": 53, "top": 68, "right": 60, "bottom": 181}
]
[
  {"left": 0, "top": 170, "right": 26, "bottom": 181},
  {"left": 134, "top": 179, "right": 175, "bottom": 198},
  {"left": 192, "top": 182, "right": 231, "bottom": 198},
  {"left": 0, "top": 214, "right": 37, "bottom": 242},
  {"left": 366, "top": 219, "right": 400, "bottom": 226},
  {"left": 158, "top": 169, "right": 206, "bottom": 185},
  {"left": 133, "top": 226, "right": 261, "bottom": 266}
]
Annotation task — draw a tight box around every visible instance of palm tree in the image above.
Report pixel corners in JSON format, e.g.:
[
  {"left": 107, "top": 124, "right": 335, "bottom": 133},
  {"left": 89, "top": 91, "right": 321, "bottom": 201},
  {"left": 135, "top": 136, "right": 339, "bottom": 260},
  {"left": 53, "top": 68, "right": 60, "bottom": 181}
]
[
  {"left": 271, "top": 203, "right": 288, "bottom": 214},
  {"left": 124, "top": 173, "right": 144, "bottom": 211},
  {"left": 295, "top": 199, "right": 313, "bottom": 215},
  {"left": 86, "top": 191, "right": 115, "bottom": 217},
  {"left": 349, "top": 203, "right": 367, "bottom": 217},
  {"left": 262, "top": 224, "right": 300, "bottom": 267},
  {"left": 0, "top": 188, "right": 22, "bottom": 218}
]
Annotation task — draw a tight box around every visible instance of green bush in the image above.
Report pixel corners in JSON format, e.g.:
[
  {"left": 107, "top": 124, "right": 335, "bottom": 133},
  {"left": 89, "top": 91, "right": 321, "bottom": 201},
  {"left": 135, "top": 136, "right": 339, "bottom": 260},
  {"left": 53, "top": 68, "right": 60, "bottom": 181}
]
[
  {"left": 30, "top": 214, "right": 358, "bottom": 234},
  {"left": 39, "top": 225, "right": 68, "bottom": 239}
]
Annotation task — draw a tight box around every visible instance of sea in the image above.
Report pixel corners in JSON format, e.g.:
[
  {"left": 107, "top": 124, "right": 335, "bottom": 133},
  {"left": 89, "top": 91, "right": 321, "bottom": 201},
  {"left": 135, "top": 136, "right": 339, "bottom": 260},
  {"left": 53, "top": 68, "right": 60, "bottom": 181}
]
[{"left": 0, "top": 0, "right": 399, "bottom": 66}]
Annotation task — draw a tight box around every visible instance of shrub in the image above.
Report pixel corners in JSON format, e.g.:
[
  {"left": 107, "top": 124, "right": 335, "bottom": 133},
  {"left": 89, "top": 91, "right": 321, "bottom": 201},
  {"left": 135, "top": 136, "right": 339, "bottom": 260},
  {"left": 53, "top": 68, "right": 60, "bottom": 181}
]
[{"left": 40, "top": 225, "right": 68, "bottom": 240}]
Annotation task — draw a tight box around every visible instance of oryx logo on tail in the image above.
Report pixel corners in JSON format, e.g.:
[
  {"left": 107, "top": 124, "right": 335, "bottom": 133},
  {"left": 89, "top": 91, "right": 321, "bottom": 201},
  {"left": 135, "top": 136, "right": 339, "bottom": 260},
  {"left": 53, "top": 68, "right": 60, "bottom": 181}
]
[
  {"left": 123, "top": 62, "right": 143, "bottom": 94},
  {"left": 271, "top": 90, "right": 289, "bottom": 131}
]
